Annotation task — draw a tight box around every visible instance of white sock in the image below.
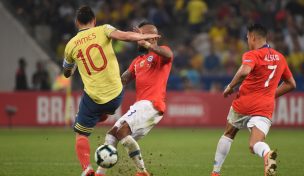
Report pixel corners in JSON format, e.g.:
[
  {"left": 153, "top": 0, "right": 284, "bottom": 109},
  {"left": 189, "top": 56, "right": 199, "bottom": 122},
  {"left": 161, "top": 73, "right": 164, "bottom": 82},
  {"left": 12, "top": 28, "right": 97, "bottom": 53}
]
[
  {"left": 96, "top": 166, "right": 106, "bottom": 175},
  {"left": 213, "top": 135, "right": 233, "bottom": 173},
  {"left": 120, "top": 135, "right": 147, "bottom": 172},
  {"left": 105, "top": 134, "right": 118, "bottom": 148},
  {"left": 253, "top": 142, "right": 270, "bottom": 157},
  {"left": 96, "top": 134, "right": 118, "bottom": 175}
]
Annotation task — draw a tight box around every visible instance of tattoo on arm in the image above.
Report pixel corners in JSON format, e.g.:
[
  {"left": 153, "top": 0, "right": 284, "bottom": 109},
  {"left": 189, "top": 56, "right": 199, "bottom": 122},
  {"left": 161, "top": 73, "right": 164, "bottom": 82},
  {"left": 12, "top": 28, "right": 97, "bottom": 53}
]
[
  {"left": 121, "top": 70, "right": 134, "bottom": 86},
  {"left": 149, "top": 45, "right": 173, "bottom": 63}
]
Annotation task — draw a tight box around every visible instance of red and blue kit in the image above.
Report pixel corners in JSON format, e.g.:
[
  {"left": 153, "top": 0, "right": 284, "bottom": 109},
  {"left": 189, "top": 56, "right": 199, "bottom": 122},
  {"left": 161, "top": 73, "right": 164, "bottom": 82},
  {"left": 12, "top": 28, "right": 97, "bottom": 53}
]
[
  {"left": 128, "top": 46, "right": 173, "bottom": 113},
  {"left": 232, "top": 44, "right": 293, "bottom": 119}
]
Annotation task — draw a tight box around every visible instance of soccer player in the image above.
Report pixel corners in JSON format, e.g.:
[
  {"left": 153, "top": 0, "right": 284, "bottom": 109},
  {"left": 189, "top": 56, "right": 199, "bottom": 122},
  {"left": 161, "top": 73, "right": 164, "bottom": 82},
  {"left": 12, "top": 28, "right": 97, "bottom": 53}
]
[
  {"left": 95, "top": 22, "right": 173, "bottom": 176},
  {"left": 62, "top": 6, "right": 160, "bottom": 176},
  {"left": 210, "top": 24, "right": 296, "bottom": 176}
]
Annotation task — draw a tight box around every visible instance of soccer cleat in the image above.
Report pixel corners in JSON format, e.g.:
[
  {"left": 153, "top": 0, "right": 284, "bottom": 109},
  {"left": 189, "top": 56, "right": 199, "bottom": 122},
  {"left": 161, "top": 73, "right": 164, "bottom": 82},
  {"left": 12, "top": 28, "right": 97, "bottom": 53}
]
[
  {"left": 95, "top": 174, "right": 105, "bottom": 176},
  {"left": 135, "top": 171, "right": 150, "bottom": 176},
  {"left": 264, "top": 150, "right": 277, "bottom": 176},
  {"left": 81, "top": 167, "right": 95, "bottom": 176},
  {"left": 210, "top": 172, "right": 220, "bottom": 176}
]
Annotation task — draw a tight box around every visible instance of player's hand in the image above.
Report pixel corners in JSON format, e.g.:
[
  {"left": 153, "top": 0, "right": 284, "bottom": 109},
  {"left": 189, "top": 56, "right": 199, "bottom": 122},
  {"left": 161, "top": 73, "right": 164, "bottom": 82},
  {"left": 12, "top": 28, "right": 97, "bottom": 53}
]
[
  {"left": 138, "top": 40, "right": 152, "bottom": 49},
  {"left": 133, "top": 26, "right": 142, "bottom": 33},
  {"left": 146, "top": 33, "right": 161, "bottom": 39},
  {"left": 223, "top": 84, "right": 234, "bottom": 98}
]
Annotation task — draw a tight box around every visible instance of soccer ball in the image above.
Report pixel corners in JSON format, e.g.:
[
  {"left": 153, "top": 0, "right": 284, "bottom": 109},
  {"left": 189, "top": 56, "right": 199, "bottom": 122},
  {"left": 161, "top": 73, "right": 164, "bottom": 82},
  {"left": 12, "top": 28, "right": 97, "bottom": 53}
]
[{"left": 94, "top": 144, "right": 118, "bottom": 168}]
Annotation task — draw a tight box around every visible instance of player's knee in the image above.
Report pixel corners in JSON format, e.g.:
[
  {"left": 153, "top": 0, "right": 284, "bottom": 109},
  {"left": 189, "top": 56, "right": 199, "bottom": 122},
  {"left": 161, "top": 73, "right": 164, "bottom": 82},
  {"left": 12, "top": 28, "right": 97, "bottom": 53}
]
[
  {"left": 223, "top": 131, "right": 236, "bottom": 139},
  {"left": 249, "top": 142, "right": 256, "bottom": 154},
  {"left": 73, "top": 123, "right": 92, "bottom": 136},
  {"left": 107, "top": 126, "right": 118, "bottom": 137},
  {"left": 116, "top": 123, "right": 132, "bottom": 141}
]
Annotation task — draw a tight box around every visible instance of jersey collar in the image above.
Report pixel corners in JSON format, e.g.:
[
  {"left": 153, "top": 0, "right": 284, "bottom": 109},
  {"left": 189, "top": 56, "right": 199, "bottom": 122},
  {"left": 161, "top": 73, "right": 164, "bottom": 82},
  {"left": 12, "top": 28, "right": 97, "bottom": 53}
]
[
  {"left": 260, "top": 44, "right": 270, "bottom": 49},
  {"left": 78, "top": 28, "right": 90, "bottom": 33}
]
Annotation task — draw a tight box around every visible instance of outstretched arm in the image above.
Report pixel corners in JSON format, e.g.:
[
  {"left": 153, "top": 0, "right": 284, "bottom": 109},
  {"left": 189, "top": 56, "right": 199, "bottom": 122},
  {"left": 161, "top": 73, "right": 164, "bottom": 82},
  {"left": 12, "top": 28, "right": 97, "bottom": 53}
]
[
  {"left": 109, "top": 30, "right": 160, "bottom": 42},
  {"left": 138, "top": 40, "right": 173, "bottom": 63},
  {"left": 275, "top": 77, "right": 296, "bottom": 98},
  {"left": 223, "top": 64, "right": 252, "bottom": 97},
  {"left": 121, "top": 70, "right": 134, "bottom": 86}
]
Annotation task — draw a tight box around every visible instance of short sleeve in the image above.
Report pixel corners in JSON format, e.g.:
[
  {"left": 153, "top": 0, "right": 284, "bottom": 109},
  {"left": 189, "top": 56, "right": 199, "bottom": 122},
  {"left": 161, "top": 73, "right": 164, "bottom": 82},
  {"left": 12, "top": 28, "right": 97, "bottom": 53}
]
[
  {"left": 62, "top": 44, "right": 75, "bottom": 69},
  {"left": 103, "top": 24, "right": 117, "bottom": 38},
  {"left": 282, "top": 62, "right": 293, "bottom": 80},
  {"left": 128, "top": 58, "right": 137, "bottom": 76},
  {"left": 242, "top": 51, "right": 257, "bottom": 68}
]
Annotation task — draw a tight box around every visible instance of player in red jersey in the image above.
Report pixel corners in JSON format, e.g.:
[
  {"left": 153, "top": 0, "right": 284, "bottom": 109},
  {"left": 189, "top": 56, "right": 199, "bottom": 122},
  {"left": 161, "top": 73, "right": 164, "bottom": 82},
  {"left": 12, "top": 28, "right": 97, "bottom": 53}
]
[
  {"left": 95, "top": 21, "right": 173, "bottom": 176},
  {"left": 210, "top": 24, "right": 296, "bottom": 176}
]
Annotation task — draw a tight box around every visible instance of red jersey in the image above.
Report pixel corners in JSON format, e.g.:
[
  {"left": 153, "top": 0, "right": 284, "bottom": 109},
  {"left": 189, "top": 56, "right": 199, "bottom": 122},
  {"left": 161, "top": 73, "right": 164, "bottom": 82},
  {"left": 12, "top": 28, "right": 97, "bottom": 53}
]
[
  {"left": 232, "top": 45, "right": 293, "bottom": 119},
  {"left": 128, "top": 46, "right": 173, "bottom": 112}
]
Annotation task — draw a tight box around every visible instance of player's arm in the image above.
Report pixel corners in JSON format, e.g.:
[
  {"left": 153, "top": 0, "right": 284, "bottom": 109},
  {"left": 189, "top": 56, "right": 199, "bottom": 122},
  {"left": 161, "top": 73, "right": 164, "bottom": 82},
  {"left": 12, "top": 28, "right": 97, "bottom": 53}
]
[
  {"left": 121, "top": 70, "right": 134, "bottom": 86},
  {"left": 275, "top": 77, "right": 296, "bottom": 98},
  {"left": 109, "top": 30, "right": 160, "bottom": 42},
  {"left": 62, "top": 59, "right": 76, "bottom": 78},
  {"left": 139, "top": 41, "right": 173, "bottom": 63},
  {"left": 63, "top": 65, "right": 77, "bottom": 78},
  {"left": 223, "top": 64, "right": 252, "bottom": 97},
  {"left": 275, "top": 65, "right": 296, "bottom": 99}
]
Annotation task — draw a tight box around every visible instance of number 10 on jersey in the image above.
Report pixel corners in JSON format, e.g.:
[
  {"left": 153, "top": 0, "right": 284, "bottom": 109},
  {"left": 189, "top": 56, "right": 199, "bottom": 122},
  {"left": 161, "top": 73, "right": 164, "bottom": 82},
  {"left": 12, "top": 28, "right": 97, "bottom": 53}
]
[{"left": 76, "top": 44, "right": 107, "bottom": 75}]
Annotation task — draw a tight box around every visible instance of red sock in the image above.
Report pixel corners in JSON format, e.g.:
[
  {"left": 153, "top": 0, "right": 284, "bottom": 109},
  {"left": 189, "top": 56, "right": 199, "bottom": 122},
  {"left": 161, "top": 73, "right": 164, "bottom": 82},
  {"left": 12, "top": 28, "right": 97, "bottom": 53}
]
[{"left": 76, "top": 135, "right": 91, "bottom": 170}]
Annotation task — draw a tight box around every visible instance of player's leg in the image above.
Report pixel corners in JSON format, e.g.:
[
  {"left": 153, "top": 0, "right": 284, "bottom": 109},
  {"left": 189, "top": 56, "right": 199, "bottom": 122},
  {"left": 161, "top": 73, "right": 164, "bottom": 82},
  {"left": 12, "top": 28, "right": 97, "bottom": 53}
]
[
  {"left": 247, "top": 117, "right": 276, "bottom": 176},
  {"left": 95, "top": 127, "right": 119, "bottom": 176},
  {"left": 211, "top": 123, "right": 239, "bottom": 176},
  {"left": 75, "top": 133, "right": 94, "bottom": 176},
  {"left": 75, "top": 116, "right": 108, "bottom": 176},
  {"left": 117, "top": 101, "right": 162, "bottom": 176},
  {"left": 94, "top": 92, "right": 124, "bottom": 176},
  {"left": 75, "top": 91, "right": 122, "bottom": 176},
  {"left": 117, "top": 122, "right": 149, "bottom": 176},
  {"left": 211, "top": 107, "right": 249, "bottom": 176},
  {"left": 97, "top": 118, "right": 149, "bottom": 176},
  {"left": 74, "top": 93, "right": 97, "bottom": 176}
]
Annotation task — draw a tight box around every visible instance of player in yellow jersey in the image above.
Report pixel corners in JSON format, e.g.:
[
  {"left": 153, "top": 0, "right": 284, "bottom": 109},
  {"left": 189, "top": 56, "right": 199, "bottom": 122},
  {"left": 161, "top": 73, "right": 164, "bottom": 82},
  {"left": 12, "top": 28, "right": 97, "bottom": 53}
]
[{"left": 62, "top": 6, "right": 160, "bottom": 176}]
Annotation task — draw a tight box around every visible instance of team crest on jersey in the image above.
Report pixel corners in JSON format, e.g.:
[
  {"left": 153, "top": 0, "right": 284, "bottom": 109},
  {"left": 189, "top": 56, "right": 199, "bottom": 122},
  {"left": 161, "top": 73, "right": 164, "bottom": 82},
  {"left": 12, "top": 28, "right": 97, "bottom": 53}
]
[
  {"left": 147, "top": 56, "right": 154, "bottom": 62},
  {"left": 140, "top": 60, "right": 145, "bottom": 67}
]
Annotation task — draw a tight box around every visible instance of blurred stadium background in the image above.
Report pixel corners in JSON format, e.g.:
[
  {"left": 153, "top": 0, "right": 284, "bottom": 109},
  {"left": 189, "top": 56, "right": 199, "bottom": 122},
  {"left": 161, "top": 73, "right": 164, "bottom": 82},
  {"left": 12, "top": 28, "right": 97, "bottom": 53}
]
[{"left": 0, "top": 0, "right": 303, "bottom": 176}]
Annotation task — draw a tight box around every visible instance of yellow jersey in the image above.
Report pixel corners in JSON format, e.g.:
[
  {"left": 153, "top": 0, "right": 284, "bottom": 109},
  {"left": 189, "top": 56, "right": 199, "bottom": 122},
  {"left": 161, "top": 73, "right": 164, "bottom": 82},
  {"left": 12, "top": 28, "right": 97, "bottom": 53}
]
[{"left": 63, "top": 24, "right": 122, "bottom": 104}]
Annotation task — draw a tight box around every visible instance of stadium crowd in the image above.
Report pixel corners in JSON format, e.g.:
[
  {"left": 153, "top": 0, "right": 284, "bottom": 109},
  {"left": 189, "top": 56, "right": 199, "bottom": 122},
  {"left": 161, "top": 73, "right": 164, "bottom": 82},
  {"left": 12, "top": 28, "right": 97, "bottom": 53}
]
[{"left": 9, "top": 0, "right": 304, "bottom": 91}]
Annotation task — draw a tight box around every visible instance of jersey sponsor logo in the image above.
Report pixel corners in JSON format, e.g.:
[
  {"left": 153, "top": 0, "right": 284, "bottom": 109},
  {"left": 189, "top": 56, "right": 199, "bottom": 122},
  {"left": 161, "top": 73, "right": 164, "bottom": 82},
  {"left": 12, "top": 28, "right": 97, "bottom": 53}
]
[
  {"left": 147, "top": 56, "right": 154, "bottom": 62},
  {"left": 264, "top": 54, "right": 280, "bottom": 62},
  {"left": 140, "top": 60, "right": 145, "bottom": 67},
  {"left": 244, "top": 59, "right": 252, "bottom": 63}
]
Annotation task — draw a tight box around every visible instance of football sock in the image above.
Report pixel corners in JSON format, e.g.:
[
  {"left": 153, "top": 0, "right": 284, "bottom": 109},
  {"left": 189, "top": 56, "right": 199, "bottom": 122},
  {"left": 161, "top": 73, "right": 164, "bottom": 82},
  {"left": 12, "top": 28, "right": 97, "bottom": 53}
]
[
  {"left": 105, "top": 134, "right": 118, "bottom": 147},
  {"left": 253, "top": 141, "right": 270, "bottom": 157},
  {"left": 120, "top": 135, "right": 147, "bottom": 172},
  {"left": 96, "top": 167, "right": 106, "bottom": 175},
  {"left": 76, "top": 135, "right": 91, "bottom": 171},
  {"left": 96, "top": 134, "right": 118, "bottom": 175},
  {"left": 213, "top": 135, "right": 233, "bottom": 173}
]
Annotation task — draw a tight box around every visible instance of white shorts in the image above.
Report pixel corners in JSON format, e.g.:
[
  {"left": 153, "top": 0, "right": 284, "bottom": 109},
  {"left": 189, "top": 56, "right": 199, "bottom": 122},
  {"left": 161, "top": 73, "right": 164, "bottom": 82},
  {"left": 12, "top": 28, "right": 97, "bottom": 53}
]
[
  {"left": 227, "top": 107, "right": 272, "bottom": 136},
  {"left": 114, "top": 100, "right": 163, "bottom": 140}
]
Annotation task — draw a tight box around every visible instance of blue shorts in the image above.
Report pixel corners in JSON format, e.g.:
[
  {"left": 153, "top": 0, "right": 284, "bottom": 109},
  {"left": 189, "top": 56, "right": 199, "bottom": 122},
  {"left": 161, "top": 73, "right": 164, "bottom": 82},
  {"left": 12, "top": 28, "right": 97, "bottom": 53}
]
[{"left": 73, "top": 91, "right": 123, "bottom": 136}]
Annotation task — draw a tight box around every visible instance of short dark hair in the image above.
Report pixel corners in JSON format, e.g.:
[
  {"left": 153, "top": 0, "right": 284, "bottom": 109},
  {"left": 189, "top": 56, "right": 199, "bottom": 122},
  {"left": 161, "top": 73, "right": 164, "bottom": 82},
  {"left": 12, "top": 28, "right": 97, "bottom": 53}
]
[
  {"left": 76, "top": 6, "right": 95, "bottom": 25},
  {"left": 247, "top": 23, "right": 268, "bottom": 38},
  {"left": 138, "top": 21, "right": 154, "bottom": 28}
]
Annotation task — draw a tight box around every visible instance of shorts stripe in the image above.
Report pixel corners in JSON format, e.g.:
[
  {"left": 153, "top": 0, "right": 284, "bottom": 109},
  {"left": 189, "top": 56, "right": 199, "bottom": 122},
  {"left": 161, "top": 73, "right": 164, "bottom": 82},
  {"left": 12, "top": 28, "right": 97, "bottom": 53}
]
[{"left": 74, "top": 123, "right": 93, "bottom": 133}]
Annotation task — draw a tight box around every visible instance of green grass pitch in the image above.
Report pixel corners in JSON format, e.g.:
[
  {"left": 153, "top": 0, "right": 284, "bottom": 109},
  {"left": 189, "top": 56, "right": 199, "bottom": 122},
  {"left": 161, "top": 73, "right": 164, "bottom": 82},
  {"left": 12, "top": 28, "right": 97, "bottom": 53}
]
[{"left": 0, "top": 127, "right": 303, "bottom": 176}]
